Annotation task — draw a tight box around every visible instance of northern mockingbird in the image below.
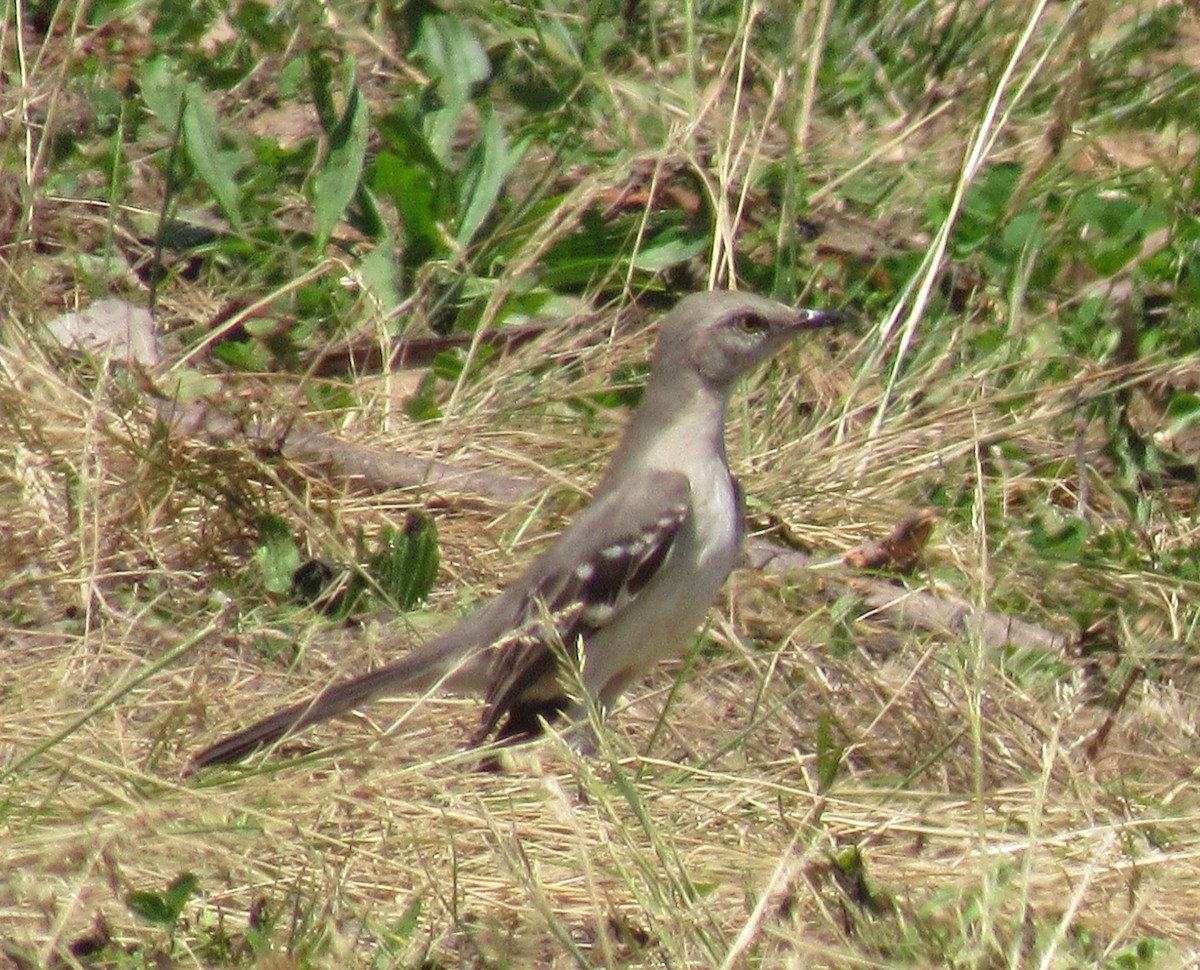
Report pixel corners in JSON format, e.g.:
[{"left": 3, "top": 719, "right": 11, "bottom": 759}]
[{"left": 192, "top": 290, "right": 842, "bottom": 768}]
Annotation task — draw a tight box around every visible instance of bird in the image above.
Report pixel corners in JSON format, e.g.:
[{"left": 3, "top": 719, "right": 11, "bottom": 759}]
[{"left": 191, "top": 290, "right": 842, "bottom": 769}]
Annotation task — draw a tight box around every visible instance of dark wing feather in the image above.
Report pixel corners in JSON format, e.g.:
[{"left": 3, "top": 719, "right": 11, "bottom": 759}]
[{"left": 475, "top": 472, "right": 692, "bottom": 740}]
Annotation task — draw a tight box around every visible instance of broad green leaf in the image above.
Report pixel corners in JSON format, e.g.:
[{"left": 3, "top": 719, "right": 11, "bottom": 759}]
[
  {"left": 368, "top": 514, "right": 439, "bottom": 610},
  {"left": 89, "top": 0, "right": 147, "bottom": 29},
  {"left": 404, "top": 392, "right": 442, "bottom": 421},
  {"left": 630, "top": 230, "right": 708, "bottom": 272},
  {"left": 414, "top": 14, "right": 489, "bottom": 160},
  {"left": 255, "top": 514, "right": 302, "bottom": 595},
  {"left": 162, "top": 873, "right": 199, "bottom": 919},
  {"left": 127, "top": 872, "right": 197, "bottom": 926},
  {"left": 313, "top": 63, "right": 370, "bottom": 247},
  {"left": 414, "top": 14, "right": 489, "bottom": 88},
  {"left": 1028, "top": 513, "right": 1089, "bottom": 561},
  {"left": 430, "top": 349, "right": 463, "bottom": 381},
  {"left": 127, "top": 891, "right": 174, "bottom": 925},
  {"left": 1165, "top": 391, "right": 1200, "bottom": 438},
  {"left": 425, "top": 106, "right": 466, "bottom": 167},
  {"left": 161, "top": 368, "right": 221, "bottom": 404},
  {"left": 358, "top": 243, "right": 402, "bottom": 311},
  {"left": 139, "top": 57, "right": 186, "bottom": 131},
  {"left": 376, "top": 111, "right": 444, "bottom": 175},
  {"left": 1091, "top": 240, "right": 1142, "bottom": 276},
  {"left": 182, "top": 83, "right": 244, "bottom": 232},
  {"left": 211, "top": 338, "right": 269, "bottom": 371},
  {"left": 455, "top": 112, "right": 521, "bottom": 247},
  {"left": 372, "top": 153, "right": 442, "bottom": 264}
]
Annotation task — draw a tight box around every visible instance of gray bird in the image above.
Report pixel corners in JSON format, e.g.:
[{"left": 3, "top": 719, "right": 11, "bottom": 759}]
[{"left": 192, "top": 290, "right": 842, "bottom": 769}]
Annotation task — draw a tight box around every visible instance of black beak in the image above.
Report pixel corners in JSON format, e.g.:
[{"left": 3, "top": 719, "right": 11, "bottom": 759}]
[{"left": 794, "top": 306, "right": 846, "bottom": 330}]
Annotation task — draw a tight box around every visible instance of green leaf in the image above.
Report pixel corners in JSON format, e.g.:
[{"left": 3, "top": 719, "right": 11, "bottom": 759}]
[
  {"left": 430, "top": 349, "right": 463, "bottom": 382},
  {"left": 413, "top": 14, "right": 489, "bottom": 160},
  {"left": 255, "top": 514, "right": 302, "bottom": 595},
  {"left": 372, "top": 152, "right": 443, "bottom": 265},
  {"left": 404, "top": 392, "right": 442, "bottom": 422},
  {"left": 1091, "top": 240, "right": 1142, "bottom": 276},
  {"left": 312, "top": 60, "right": 370, "bottom": 248},
  {"left": 390, "top": 895, "right": 424, "bottom": 943},
  {"left": 414, "top": 14, "right": 490, "bottom": 90},
  {"left": 997, "top": 644, "right": 1070, "bottom": 688},
  {"left": 368, "top": 513, "right": 439, "bottom": 610},
  {"left": 139, "top": 57, "right": 186, "bottom": 131},
  {"left": 455, "top": 111, "right": 519, "bottom": 247},
  {"left": 1165, "top": 391, "right": 1200, "bottom": 438},
  {"left": 1001, "top": 209, "right": 1042, "bottom": 252},
  {"left": 1028, "top": 513, "right": 1089, "bottom": 561},
  {"left": 211, "top": 339, "right": 263, "bottom": 370},
  {"left": 630, "top": 229, "right": 708, "bottom": 272},
  {"left": 358, "top": 243, "right": 402, "bottom": 311},
  {"left": 182, "top": 83, "right": 244, "bottom": 232},
  {"left": 126, "top": 891, "right": 174, "bottom": 925},
  {"left": 126, "top": 872, "right": 197, "bottom": 926},
  {"left": 230, "top": 0, "right": 277, "bottom": 49},
  {"left": 816, "top": 710, "right": 845, "bottom": 793},
  {"left": 163, "top": 872, "right": 199, "bottom": 918},
  {"left": 376, "top": 111, "right": 444, "bottom": 175},
  {"left": 161, "top": 368, "right": 222, "bottom": 404}
]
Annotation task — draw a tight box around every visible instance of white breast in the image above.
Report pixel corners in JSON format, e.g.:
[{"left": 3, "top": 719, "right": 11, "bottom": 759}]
[
  {"left": 690, "top": 454, "right": 741, "bottom": 567},
  {"left": 582, "top": 453, "right": 742, "bottom": 700}
]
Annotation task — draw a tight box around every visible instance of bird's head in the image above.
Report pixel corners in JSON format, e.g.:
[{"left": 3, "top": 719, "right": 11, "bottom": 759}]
[{"left": 653, "top": 290, "right": 843, "bottom": 390}]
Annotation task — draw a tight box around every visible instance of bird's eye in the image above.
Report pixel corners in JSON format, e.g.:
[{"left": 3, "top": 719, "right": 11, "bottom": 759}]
[{"left": 734, "top": 314, "right": 768, "bottom": 335}]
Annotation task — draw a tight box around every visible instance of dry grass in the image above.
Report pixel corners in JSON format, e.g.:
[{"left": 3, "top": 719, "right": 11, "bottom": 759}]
[
  {"left": 5, "top": 1, "right": 1200, "bottom": 968},
  {"left": 6, "top": 295, "right": 1200, "bottom": 967}
]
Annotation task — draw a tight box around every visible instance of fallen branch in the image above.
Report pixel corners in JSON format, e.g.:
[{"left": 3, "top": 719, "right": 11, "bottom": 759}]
[
  {"left": 745, "top": 538, "right": 1070, "bottom": 654},
  {"left": 280, "top": 425, "right": 538, "bottom": 507}
]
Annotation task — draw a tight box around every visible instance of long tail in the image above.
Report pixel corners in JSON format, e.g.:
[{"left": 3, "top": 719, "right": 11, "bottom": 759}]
[{"left": 189, "top": 640, "right": 479, "bottom": 771}]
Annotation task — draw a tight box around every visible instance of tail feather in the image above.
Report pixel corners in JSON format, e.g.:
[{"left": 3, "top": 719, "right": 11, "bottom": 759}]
[
  {"left": 189, "top": 694, "right": 338, "bottom": 769},
  {"left": 189, "top": 639, "right": 482, "bottom": 771}
]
